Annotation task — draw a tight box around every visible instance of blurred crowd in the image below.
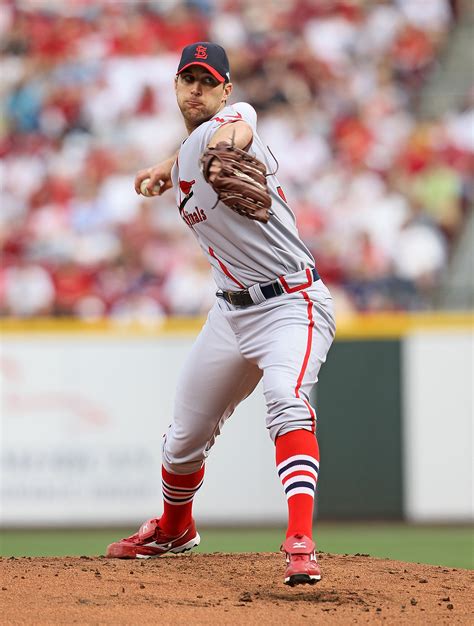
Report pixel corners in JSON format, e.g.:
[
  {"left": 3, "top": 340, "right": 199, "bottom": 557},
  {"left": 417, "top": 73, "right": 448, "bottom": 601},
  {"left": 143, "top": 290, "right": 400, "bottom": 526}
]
[{"left": 1, "top": 0, "right": 472, "bottom": 319}]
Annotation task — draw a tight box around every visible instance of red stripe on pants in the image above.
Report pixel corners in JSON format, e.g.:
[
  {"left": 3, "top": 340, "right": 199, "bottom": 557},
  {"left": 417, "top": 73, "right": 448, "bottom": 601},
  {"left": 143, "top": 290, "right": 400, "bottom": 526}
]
[
  {"left": 208, "top": 247, "right": 245, "bottom": 289},
  {"left": 295, "top": 291, "right": 316, "bottom": 432}
]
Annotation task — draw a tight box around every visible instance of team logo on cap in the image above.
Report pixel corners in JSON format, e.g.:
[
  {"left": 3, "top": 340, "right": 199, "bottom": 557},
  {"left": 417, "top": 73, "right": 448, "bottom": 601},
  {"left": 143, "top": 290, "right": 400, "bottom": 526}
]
[{"left": 195, "top": 45, "right": 208, "bottom": 59}]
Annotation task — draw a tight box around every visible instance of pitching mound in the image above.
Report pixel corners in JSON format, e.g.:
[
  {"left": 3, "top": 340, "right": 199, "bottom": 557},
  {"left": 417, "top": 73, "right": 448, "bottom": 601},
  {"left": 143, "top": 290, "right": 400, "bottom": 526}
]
[{"left": 1, "top": 553, "right": 472, "bottom": 624}]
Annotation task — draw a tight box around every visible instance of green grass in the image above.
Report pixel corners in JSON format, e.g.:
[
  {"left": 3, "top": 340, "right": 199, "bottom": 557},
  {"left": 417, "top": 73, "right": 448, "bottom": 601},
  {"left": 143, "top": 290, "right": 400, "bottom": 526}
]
[{"left": 1, "top": 524, "right": 472, "bottom": 569}]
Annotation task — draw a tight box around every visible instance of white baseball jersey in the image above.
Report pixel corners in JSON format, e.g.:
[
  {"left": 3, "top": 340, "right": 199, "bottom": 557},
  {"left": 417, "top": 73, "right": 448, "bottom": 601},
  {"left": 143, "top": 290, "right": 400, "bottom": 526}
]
[
  {"left": 162, "top": 100, "right": 335, "bottom": 476},
  {"left": 171, "top": 102, "right": 315, "bottom": 291}
]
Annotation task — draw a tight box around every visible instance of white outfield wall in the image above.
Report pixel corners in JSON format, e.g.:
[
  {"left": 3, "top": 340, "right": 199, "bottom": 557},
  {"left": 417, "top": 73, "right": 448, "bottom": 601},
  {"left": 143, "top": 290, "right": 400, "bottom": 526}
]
[
  {"left": 0, "top": 333, "right": 282, "bottom": 526},
  {"left": 403, "top": 332, "right": 473, "bottom": 522},
  {"left": 0, "top": 317, "right": 473, "bottom": 526}
]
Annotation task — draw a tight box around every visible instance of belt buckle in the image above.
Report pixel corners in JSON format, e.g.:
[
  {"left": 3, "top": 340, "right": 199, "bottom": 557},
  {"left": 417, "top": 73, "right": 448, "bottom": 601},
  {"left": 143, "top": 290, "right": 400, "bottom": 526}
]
[{"left": 227, "top": 291, "right": 240, "bottom": 306}]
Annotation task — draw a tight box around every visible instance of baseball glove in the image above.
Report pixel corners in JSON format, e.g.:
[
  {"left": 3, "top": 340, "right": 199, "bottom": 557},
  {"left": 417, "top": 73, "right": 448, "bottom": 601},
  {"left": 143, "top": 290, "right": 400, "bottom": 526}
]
[{"left": 200, "top": 142, "right": 272, "bottom": 223}]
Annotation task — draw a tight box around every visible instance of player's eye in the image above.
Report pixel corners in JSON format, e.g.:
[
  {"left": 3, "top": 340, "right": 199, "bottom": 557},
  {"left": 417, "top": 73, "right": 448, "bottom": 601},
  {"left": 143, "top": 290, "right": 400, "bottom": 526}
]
[{"left": 203, "top": 77, "right": 218, "bottom": 87}]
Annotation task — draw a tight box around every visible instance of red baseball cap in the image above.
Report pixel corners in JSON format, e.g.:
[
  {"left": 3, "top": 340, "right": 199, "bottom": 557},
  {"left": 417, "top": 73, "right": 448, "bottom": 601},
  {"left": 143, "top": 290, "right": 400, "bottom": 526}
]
[{"left": 177, "top": 42, "right": 230, "bottom": 83}]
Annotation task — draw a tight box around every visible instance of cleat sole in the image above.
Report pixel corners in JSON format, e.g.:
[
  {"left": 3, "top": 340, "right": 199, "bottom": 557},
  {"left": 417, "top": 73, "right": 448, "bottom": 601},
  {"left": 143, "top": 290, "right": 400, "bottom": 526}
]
[
  {"left": 285, "top": 573, "right": 321, "bottom": 586},
  {"left": 170, "top": 532, "right": 201, "bottom": 554}
]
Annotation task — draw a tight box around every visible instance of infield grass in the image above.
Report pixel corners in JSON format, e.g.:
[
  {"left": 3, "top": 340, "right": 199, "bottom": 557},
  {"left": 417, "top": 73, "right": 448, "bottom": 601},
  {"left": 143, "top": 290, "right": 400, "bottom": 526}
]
[{"left": 1, "top": 524, "right": 472, "bottom": 569}]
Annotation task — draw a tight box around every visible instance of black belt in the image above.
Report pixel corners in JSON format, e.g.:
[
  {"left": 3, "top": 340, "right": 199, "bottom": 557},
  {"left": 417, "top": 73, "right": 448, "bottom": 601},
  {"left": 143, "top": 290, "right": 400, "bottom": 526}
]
[{"left": 220, "top": 268, "right": 320, "bottom": 307}]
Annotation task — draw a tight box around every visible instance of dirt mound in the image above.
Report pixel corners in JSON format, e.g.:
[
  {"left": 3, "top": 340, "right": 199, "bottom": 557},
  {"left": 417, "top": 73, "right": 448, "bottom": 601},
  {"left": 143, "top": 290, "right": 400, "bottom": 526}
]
[{"left": 1, "top": 553, "right": 472, "bottom": 624}]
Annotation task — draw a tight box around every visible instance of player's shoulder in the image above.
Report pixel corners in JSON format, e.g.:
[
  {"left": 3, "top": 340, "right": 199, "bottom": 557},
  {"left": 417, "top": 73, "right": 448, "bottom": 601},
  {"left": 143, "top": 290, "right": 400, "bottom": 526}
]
[
  {"left": 227, "top": 102, "right": 257, "bottom": 129},
  {"left": 206, "top": 102, "right": 257, "bottom": 130},
  {"left": 230, "top": 102, "right": 257, "bottom": 123},
  {"left": 188, "top": 102, "right": 258, "bottom": 150}
]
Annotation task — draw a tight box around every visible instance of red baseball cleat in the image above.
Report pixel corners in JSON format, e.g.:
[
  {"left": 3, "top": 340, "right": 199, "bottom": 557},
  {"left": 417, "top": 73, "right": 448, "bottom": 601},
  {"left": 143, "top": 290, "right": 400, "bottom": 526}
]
[
  {"left": 281, "top": 534, "right": 322, "bottom": 586},
  {"left": 106, "top": 518, "right": 200, "bottom": 559}
]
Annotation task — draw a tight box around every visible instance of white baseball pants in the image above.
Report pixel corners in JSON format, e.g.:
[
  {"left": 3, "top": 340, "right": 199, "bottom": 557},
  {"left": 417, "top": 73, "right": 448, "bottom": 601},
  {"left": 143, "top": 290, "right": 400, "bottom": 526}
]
[{"left": 162, "top": 279, "right": 336, "bottom": 474}]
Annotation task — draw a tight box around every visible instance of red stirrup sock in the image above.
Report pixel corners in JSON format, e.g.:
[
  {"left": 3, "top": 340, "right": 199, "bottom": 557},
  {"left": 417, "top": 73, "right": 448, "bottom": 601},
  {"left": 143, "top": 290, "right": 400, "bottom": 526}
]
[
  {"left": 275, "top": 429, "right": 320, "bottom": 539},
  {"left": 160, "top": 465, "right": 205, "bottom": 535}
]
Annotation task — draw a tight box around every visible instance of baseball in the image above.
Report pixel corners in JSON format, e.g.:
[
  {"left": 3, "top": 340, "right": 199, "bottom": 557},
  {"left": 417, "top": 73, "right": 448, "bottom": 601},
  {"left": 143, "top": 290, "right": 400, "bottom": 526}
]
[{"left": 140, "top": 178, "right": 161, "bottom": 197}]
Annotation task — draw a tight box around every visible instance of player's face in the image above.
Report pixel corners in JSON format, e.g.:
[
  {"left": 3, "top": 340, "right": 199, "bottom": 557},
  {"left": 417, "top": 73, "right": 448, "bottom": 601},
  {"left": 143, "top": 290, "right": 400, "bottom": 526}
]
[{"left": 175, "top": 67, "right": 232, "bottom": 131}]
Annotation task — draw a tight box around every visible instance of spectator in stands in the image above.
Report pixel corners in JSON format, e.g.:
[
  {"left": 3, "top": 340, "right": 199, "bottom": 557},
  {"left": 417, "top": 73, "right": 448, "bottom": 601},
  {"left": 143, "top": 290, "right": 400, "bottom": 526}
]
[{"left": 0, "top": 0, "right": 468, "bottom": 317}]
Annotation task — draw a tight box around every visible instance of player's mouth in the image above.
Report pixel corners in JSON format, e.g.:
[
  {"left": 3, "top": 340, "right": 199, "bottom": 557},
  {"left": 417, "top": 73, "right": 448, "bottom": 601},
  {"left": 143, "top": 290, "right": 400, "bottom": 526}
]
[{"left": 186, "top": 100, "right": 203, "bottom": 108}]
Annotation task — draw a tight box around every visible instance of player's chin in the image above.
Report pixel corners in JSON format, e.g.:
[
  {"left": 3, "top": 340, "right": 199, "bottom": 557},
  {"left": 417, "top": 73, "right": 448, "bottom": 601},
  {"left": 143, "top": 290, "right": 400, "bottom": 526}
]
[{"left": 184, "top": 107, "right": 212, "bottom": 125}]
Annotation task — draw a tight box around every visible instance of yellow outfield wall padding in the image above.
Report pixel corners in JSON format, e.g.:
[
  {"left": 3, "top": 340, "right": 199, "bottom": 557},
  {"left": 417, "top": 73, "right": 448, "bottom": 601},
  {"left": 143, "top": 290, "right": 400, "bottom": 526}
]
[
  {"left": 335, "top": 312, "right": 474, "bottom": 339},
  {"left": 0, "top": 312, "right": 473, "bottom": 340}
]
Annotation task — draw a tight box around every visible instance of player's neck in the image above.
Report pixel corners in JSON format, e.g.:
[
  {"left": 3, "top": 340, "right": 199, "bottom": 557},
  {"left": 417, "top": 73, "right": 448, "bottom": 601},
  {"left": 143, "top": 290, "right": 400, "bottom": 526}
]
[{"left": 185, "top": 119, "right": 202, "bottom": 135}]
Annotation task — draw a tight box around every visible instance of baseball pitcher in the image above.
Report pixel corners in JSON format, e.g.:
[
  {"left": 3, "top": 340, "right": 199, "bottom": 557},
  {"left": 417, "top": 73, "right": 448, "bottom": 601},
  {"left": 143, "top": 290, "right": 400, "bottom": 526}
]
[{"left": 106, "top": 42, "right": 336, "bottom": 587}]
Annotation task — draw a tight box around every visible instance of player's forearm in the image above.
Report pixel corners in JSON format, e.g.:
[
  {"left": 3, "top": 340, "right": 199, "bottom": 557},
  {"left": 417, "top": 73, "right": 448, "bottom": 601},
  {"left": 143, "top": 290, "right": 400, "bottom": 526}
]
[
  {"left": 135, "top": 149, "right": 179, "bottom": 196},
  {"left": 154, "top": 149, "right": 179, "bottom": 174},
  {"left": 208, "top": 121, "right": 253, "bottom": 151},
  {"left": 162, "top": 150, "right": 179, "bottom": 171}
]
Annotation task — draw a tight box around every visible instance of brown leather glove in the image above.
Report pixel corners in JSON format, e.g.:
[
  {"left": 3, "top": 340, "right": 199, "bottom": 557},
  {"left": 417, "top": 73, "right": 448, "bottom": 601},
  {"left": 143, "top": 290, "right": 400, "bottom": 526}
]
[{"left": 200, "top": 142, "right": 272, "bottom": 223}]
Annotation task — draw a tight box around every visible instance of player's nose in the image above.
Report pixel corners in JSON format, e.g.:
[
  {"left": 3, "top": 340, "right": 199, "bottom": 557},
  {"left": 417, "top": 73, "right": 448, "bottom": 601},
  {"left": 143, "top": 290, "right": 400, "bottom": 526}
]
[{"left": 191, "top": 82, "right": 202, "bottom": 96}]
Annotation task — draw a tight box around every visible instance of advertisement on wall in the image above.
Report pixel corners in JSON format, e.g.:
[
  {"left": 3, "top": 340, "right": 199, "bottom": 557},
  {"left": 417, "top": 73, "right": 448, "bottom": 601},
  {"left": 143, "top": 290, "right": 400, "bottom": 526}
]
[
  {"left": 0, "top": 335, "right": 282, "bottom": 526},
  {"left": 1, "top": 339, "right": 174, "bottom": 525}
]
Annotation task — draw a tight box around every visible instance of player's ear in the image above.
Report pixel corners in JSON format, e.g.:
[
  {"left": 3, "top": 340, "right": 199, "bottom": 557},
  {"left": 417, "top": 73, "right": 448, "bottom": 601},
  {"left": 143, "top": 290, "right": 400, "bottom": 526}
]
[{"left": 223, "top": 81, "right": 233, "bottom": 103}]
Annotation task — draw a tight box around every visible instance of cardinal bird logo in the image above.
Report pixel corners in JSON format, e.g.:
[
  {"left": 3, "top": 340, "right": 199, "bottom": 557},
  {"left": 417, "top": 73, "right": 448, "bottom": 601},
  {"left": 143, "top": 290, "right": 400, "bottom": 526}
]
[
  {"left": 179, "top": 179, "right": 195, "bottom": 196},
  {"left": 178, "top": 178, "right": 196, "bottom": 217},
  {"left": 177, "top": 178, "right": 207, "bottom": 228}
]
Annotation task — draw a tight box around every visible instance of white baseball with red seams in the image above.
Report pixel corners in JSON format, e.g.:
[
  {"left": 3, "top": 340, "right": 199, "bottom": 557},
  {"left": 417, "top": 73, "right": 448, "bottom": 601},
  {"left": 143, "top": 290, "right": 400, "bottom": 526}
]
[{"left": 163, "top": 102, "right": 336, "bottom": 474}]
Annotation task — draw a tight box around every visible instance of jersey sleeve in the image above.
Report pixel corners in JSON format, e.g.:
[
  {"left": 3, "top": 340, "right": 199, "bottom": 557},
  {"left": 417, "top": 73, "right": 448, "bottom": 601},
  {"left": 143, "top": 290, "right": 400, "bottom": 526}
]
[
  {"left": 229, "top": 102, "right": 257, "bottom": 131},
  {"left": 200, "top": 102, "right": 257, "bottom": 149}
]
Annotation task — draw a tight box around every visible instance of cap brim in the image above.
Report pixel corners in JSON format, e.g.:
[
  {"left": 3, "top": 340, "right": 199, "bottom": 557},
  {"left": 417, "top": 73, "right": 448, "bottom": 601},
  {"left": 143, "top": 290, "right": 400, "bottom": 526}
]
[{"left": 177, "top": 62, "right": 226, "bottom": 83}]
